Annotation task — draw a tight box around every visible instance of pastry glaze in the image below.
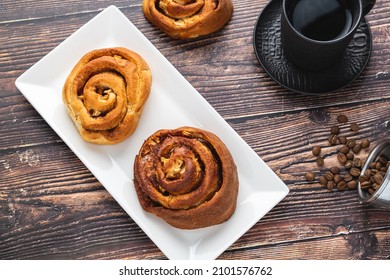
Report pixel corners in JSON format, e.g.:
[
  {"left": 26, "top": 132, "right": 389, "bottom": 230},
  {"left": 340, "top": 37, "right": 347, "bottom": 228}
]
[
  {"left": 142, "top": 0, "right": 233, "bottom": 39},
  {"left": 63, "top": 47, "right": 151, "bottom": 144},
  {"left": 134, "top": 126, "right": 239, "bottom": 229}
]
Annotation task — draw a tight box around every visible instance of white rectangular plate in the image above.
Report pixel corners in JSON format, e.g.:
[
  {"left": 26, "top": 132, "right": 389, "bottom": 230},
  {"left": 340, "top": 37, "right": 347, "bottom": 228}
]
[{"left": 15, "top": 5, "right": 289, "bottom": 260}]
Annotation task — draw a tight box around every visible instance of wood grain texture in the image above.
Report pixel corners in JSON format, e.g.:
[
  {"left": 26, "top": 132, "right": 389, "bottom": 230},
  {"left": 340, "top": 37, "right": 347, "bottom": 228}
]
[{"left": 1, "top": 0, "right": 390, "bottom": 260}]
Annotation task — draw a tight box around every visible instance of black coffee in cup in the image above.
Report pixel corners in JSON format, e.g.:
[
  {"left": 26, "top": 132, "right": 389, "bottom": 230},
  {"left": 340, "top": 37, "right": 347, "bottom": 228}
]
[{"left": 288, "top": 0, "right": 353, "bottom": 41}]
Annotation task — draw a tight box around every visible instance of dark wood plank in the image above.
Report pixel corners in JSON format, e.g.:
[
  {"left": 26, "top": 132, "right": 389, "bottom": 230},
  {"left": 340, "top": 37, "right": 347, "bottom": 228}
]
[
  {"left": 0, "top": 0, "right": 136, "bottom": 22},
  {"left": 2, "top": 100, "right": 390, "bottom": 259},
  {"left": 1, "top": 1, "right": 390, "bottom": 120},
  {"left": 221, "top": 229, "right": 390, "bottom": 259}
]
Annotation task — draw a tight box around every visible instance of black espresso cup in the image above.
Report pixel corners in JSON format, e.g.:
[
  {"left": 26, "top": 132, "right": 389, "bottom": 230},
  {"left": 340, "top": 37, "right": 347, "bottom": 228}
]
[{"left": 281, "top": 0, "right": 375, "bottom": 71}]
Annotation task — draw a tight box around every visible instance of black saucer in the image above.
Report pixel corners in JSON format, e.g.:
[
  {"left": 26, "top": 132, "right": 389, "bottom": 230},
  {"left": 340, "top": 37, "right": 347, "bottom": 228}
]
[{"left": 253, "top": 0, "right": 372, "bottom": 94}]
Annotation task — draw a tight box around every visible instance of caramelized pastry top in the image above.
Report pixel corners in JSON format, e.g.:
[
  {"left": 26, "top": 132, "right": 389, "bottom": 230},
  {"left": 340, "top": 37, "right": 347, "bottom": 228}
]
[
  {"left": 133, "top": 126, "right": 239, "bottom": 229},
  {"left": 142, "top": 0, "right": 233, "bottom": 39},
  {"left": 62, "top": 47, "right": 151, "bottom": 144}
]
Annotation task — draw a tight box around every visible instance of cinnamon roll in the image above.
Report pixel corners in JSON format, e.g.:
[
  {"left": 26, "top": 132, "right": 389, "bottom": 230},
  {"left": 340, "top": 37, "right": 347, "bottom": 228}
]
[
  {"left": 133, "top": 126, "right": 239, "bottom": 229},
  {"left": 142, "top": 0, "right": 233, "bottom": 39},
  {"left": 62, "top": 47, "right": 152, "bottom": 144}
]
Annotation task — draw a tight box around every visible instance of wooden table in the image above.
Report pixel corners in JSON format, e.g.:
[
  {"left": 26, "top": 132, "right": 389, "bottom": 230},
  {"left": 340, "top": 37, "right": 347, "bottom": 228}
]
[{"left": 1, "top": 0, "right": 390, "bottom": 260}]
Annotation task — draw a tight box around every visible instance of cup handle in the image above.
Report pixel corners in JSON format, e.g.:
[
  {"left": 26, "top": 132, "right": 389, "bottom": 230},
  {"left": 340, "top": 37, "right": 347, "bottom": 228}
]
[{"left": 362, "top": 0, "right": 376, "bottom": 16}]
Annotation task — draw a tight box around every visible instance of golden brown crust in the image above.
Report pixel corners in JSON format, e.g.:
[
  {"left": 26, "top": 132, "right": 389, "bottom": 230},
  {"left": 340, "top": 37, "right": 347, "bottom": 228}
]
[
  {"left": 62, "top": 47, "right": 152, "bottom": 144},
  {"left": 142, "top": 0, "right": 233, "bottom": 39},
  {"left": 133, "top": 126, "right": 239, "bottom": 229}
]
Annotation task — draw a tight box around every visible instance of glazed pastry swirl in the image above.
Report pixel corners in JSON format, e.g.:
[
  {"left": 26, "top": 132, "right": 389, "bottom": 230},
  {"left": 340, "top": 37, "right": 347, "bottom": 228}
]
[
  {"left": 134, "top": 127, "right": 239, "bottom": 229},
  {"left": 63, "top": 48, "right": 151, "bottom": 144},
  {"left": 142, "top": 0, "right": 233, "bottom": 39}
]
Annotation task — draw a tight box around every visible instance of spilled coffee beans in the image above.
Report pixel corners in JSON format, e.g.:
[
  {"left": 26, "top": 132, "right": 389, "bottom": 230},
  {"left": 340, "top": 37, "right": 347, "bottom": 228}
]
[{"left": 306, "top": 113, "right": 372, "bottom": 192}]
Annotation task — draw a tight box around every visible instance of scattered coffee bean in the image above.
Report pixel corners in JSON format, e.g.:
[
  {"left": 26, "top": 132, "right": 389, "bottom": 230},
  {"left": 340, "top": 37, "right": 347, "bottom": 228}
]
[
  {"left": 361, "top": 139, "right": 370, "bottom": 149},
  {"left": 338, "top": 136, "right": 347, "bottom": 144},
  {"left": 350, "top": 167, "right": 361, "bottom": 177},
  {"left": 333, "top": 174, "right": 342, "bottom": 184},
  {"left": 352, "top": 144, "right": 361, "bottom": 154},
  {"left": 347, "top": 139, "right": 356, "bottom": 149},
  {"left": 330, "top": 166, "right": 340, "bottom": 174},
  {"left": 305, "top": 172, "right": 316, "bottom": 182},
  {"left": 312, "top": 146, "right": 322, "bottom": 156},
  {"left": 331, "top": 125, "right": 340, "bottom": 135},
  {"left": 344, "top": 173, "right": 353, "bottom": 182},
  {"left": 328, "top": 134, "right": 338, "bottom": 146},
  {"left": 316, "top": 156, "right": 325, "bottom": 167},
  {"left": 351, "top": 122, "right": 359, "bottom": 132},
  {"left": 347, "top": 180, "right": 357, "bottom": 189},
  {"left": 346, "top": 152, "right": 354, "bottom": 160},
  {"left": 327, "top": 181, "right": 335, "bottom": 190},
  {"left": 324, "top": 172, "right": 334, "bottom": 181},
  {"left": 345, "top": 160, "right": 353, "bottom": 169},
  {"left": 337, "top": 181, "right": 347, "bottom": 190},
  {"left": 337, "top": 153, "right": 347, "bottom": 164},
  {"left": 318, "top": 176, "right": 328, "bottom": 186},
  {"left": 337, "top": 114, "right": 348, "bottom": 123},
  {"left": 339, "top": 146, "right": 350, "bottom": 154},
  {"left": 353, "top": 158, "right": 362, "bottom": 168}
]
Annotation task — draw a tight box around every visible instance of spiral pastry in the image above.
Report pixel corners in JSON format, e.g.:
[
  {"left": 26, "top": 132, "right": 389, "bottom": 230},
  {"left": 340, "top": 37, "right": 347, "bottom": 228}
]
[
  {"left": 62, "top": 47, "right": 152, "bottom": 144},
  {"left": 142, "top": 0, "right": 233, "bottom": 39},
  {"left": 134, "top": 126, "right": 239, "bottom": 229}
]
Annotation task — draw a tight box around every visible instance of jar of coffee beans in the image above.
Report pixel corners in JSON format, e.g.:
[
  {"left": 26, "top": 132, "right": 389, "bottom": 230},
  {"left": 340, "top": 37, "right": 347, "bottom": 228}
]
[{"left": 358, "top": 139, "right": 390, "bottom": 208}]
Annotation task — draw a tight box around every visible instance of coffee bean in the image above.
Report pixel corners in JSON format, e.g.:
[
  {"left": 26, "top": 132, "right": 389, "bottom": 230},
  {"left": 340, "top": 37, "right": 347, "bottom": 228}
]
[
  {"left": 350, "top": 167, "right": 361, "bottom": 177},
  {"left": 344, "top": 160, "right": 352, "bottom": 169},
  {"left": 361, "top": 138, "right": 370, "bottom": 149},
  {"left": 339, "top": 146, "right": 350, "bottom": 154},
  {"left": 333, "top": 174, "right": 342, "bottom": 184},
  {"left": 337, "top": 153, "right": 347, "bottom": 164},
  {"left": 360, "top": 181, "right": 371, "bottom": 190},
  {"left": 312, "top": 146, "right": 322, "bottom": 156},
  {"left": 327, "top": 181, "right": 335, "bottom": 190},
  {"left": 338, "top": 136, "right": 347, "bottom": 144},
  {"left": 324, "top": 172, "right": 334, "bottom": 181},
  {"left": 318, "top": 176, "right": 328, "bottom": 186},
  {"left": 353, "top": 158, "right": 362, "bottom": 168},
  {"left": 347, "top": 180, "right": 357, "bottom": 189},
  {"left": 337, "top": 114, "right": 348, "bottom": 123},
  {"left": 347, "top": 139, "right": 356, "bottom": 148},
  {"left": 344, "top": 173, "right": 353, "bottom": 182},
  {"left": 346, "top": 153, "right": 354, "bottom": 160},
  {"left": 373, "top": 173, "right": 384, "bottom": 185},
  {"left": 352, "top": 144, "right": 361, "bottom": 154},
  {"left": 305, "top": 172, "right": 316, "bottom": 182},
  {"left": 316, "top": 156, "right": 325, "bottom": 167},
  {"left": 331, "top": 126, "right": 340, "bottom": 135},
  {"left": 337, "top": 181, "right": 347, "bottom": 190},
  {"left": 330, "top": 166, "right": 340, "bottom": 175},
  {"left": 328, "top": 134, "right": 338, "bottom": 146},
  {"left": 378, "top": 156, "right": 388, "bottom": 165},
  {"left": 350, "top": 122, "right": 359, "bottom": 132}
]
